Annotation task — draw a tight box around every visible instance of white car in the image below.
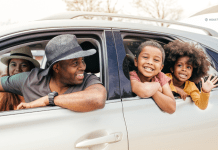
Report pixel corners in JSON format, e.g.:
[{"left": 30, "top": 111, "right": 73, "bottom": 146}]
[{"left": 0, "top": 12, "right": 218, "bottom": 150}]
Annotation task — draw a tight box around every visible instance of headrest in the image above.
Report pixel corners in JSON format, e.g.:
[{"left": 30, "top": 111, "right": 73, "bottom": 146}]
[
  {"left": 123, "top": 53, "right": 137, "bottom": 80},
  {"left": 80, "top": 41, "right": 100, "bottom": 73}
]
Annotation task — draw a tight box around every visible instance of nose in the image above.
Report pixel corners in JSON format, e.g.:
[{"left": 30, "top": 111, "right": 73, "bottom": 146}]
[
  {"left": 78, "top": 61, "right": 86, "bottom": 71},
  {"left": 15, "top": 65, "right": 22, "bottom": 73},
  {"left": 147, "top": 58, "right": 153, "bottom": 65},
  {"left": 182, "top": 66, "right": 186, "bottom": 72}
]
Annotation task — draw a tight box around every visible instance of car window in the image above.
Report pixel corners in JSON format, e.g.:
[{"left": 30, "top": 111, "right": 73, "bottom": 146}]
[
  {"left": 0, "top": 34, "right": 103, "bottom": 113},
  {"left": 122, "top": 34, "right": 174, "bottom": 98},
  {"left": 121, "top": 33, "right": 218, "bottom": 99}
]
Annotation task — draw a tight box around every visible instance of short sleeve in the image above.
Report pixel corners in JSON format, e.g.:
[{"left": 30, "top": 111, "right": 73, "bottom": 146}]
[
  {"left": 156, "top": 72, "right": 171, "bottom": 87},
  {"left": 1, "top": 72, "right": 30, "bottom": 96},
  {"left": 129, "top": 71, "right": 140, "bottom": 82},
  {"left": 83, "top": 74, "right": 102, "bottom": 89}
]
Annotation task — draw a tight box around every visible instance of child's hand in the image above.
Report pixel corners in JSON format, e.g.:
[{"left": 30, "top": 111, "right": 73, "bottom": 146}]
[
  {"left": 201, "top": 75, "right": 218, "bottom": 93},
  {"left": 176, "top": 87, "right": 188, "bottom": 100},
  {"left": 158, "top": 85, "right": 162, "bottom": 93}
]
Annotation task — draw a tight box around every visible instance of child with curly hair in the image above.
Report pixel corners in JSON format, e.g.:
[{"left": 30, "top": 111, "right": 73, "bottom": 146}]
[
  {"left": 129, "top": 41, "right": 176, "bottom": 114},
  {"left": 163, "top": 40, "right": 218, "bottom": 110}
]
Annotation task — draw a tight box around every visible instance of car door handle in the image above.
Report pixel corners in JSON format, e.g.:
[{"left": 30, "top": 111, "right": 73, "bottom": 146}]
[{"left": 76, "top": 132, "right": 122, "bottom": 148}]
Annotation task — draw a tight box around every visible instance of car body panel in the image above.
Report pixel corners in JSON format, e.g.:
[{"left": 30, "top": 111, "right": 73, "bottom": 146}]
[
  {"left": 0, "top": 101, "right": 128, "bottom": 150},
  {"left": 122, "top": 95, "right": 218, "bottom": 150},
  {"left": 104, "top": 30, "right": 121, "bottom": 100}
]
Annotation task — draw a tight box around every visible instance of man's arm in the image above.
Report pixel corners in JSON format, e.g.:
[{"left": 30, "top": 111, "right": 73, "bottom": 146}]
[
  {"left": 0, "top": 72, "right": 29, "bottom": 94},
  {"left": 17, "top": 84, "right": 107, "bottom": 112}
]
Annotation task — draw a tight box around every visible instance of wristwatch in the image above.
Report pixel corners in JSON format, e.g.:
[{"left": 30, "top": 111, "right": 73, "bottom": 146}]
[{"left": 48, "top": 91, "right": 58, "bottom": 106}]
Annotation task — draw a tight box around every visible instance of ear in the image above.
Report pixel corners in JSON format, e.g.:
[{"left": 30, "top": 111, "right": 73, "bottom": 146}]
[
  {"left": 134, "top": 57, "right": 138, "bottom": 67},
  {"left": 52, "top": 63, "right": 60, "bottom": 74},
  {"left": 170, "top": 67, "right": 174, "bottom": 74}
]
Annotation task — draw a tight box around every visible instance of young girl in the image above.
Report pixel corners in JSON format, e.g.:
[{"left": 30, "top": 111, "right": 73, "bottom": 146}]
[
  {"left": 129, "top": 41, "right": 176, "bottom": 114},
  {"left": 163, "top": 40, "right": 218, "bottom": 110}
]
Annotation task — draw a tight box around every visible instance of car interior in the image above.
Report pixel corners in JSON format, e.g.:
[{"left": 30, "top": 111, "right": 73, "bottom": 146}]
[{"left": 0, "top": 37, "right": 101, "bottom": 79}]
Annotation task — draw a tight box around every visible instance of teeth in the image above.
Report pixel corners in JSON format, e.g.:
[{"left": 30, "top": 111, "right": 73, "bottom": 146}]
[
  {"left": 77, "top": 74, "right": 84, "bottom": 77},
  {"left": 144, "top": 67, "right": 153, "bottom": 71},
  {"left": 179, "top": 74, "right": 187, "bottom": 78}
]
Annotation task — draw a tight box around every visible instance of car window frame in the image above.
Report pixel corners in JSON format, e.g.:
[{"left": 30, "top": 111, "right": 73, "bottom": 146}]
[
  {"left": 0, "top": 28, "right": 115, "bottom": 116},
  {"left": 114, "top": 29, "right": 177, "bottom": 99}
]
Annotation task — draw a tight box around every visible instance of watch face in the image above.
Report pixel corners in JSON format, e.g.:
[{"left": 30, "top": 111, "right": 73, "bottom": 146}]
[
  {"left": 49, "top": 91, "right": 58, "bottom": 97},
  {"left": 53, "top": 92, "right": 58, "bottom": 96}
]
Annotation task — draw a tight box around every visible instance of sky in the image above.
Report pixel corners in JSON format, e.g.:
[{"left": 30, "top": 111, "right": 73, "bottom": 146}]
[{"left": 0, "top": 0, "right": 218, "bottom": 26}]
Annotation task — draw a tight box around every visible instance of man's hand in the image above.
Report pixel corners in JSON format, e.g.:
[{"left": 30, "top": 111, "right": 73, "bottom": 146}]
[
  {"left": 17, "top": 96, "right": 49, "bottom": 110},
  {"left": 176, "top": 87, "right": 188, "bottom": 100},
  {"left": 202, "top": 75, "right": 218, "bottom": 93},
  {"left": 17, "top": 102, "right": 31, "bottom": 110}
]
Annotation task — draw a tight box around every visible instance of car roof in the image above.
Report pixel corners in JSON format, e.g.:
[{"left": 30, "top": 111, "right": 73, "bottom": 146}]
[{"left": 0, "top": 12, "right": 218, "bottom": 51}]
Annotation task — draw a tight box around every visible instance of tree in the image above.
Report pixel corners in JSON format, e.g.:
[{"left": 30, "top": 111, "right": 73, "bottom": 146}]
[
  {"left": 104, "top": 0, "right": 120, "bottom": 20},
  {"left": 134, "top": 0, "right": 183, "bottom": 27},
  {"left": 63, "top": 0, "right": 102, "bottom": 19},
  {"left": 63, "top": 0, "right": 122, "bottom": 20},
  {"left": 63, "top": 0, "right": 102, "bottom": 12}
]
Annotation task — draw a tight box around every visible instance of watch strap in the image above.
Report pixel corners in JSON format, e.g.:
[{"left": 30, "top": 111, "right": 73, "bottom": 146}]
[{"left": 48, "top": 91, "right": 58, "bottom": 106}]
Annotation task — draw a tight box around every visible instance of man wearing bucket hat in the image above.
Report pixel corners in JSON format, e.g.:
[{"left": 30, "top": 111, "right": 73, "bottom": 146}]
[{"left": 0, "top": 34, "right": 106, "bottom": 112}]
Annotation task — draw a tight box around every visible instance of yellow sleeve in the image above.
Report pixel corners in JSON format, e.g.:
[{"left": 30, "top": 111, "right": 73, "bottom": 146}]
[
  {"left": 165, "top": 73, "right": 177, "bottom": 93},
  {"left": 188, "top": 83, "right": 210, "bottom": 110}
]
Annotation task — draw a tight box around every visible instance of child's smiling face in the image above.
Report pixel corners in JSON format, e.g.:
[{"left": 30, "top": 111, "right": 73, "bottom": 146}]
[
  {"left": 134, "top": 46, "right": 163, "bottom": 82},
  {"left": 172, "top": 56, "right": 193, "bottom": 83}
]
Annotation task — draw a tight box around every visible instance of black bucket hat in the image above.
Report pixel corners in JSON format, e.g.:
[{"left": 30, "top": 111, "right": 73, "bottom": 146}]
[{"left": 41, "top": 34, "right": 96, "bottom": 76}]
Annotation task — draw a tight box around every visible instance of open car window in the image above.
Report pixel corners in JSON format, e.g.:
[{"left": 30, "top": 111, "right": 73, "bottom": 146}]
[
  {"left": 121, "top": 33, "right": 218, "bottom": 99},
  {"left": 0, "top": 34, "right": 103, "bottom": 113}
]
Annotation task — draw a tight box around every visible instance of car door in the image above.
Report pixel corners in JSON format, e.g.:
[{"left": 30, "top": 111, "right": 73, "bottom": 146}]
[
  {"left": 113, "top": 30, "right": 218, "bottom": 150},
  {"left": 0, "top": 28, "right": 128, "bottom": 150}
]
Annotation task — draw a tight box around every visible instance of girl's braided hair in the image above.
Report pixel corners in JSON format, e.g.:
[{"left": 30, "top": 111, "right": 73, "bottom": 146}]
[{"left": 163, "top": 40, "right": 210, "bottom": 83}]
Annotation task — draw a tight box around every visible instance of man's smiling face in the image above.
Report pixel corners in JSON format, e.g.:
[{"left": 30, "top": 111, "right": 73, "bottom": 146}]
[{"left": 57, "top": 57, "right": 86, "bottom": 85}]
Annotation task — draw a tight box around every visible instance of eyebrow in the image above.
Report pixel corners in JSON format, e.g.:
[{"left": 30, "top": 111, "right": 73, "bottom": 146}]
[
  {"left": 71, "top": 58, "right": 78, "bottom": 61},
  {"left": 154, "top": 55, "right": 161, "bottom": 59},
  {"left": 177, "top": 61, "right": 192, "bottom": 65},
  {"left": 141, "top": 52, "right": 162, "bottom": 57}
]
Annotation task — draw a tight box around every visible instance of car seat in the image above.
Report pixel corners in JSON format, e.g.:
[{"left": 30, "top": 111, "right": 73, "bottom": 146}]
[
  {"left": 122, "top": 45, "right": 137, "bottom": 80},
  {"left": 80, "top": 41, "right": 100, "bottom": 74}
]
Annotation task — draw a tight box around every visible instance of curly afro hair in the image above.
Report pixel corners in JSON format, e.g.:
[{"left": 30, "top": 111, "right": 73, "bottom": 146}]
[{"left": 162, "top": 40, "right": 210, "bottom": 83}]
